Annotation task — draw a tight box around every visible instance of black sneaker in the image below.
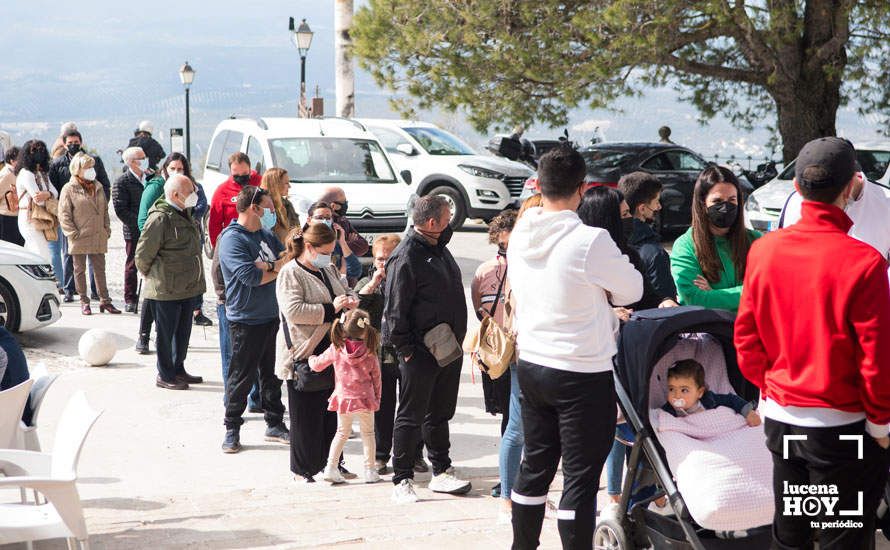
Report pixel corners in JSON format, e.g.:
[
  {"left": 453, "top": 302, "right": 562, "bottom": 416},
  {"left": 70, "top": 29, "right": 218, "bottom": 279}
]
[
  {"left": 414, "top": 457, "right": 430, "bottom": 473},
  {"left": 338, "top": 464, "right": 358, "bottom": 480},
  {"left": 193, "top": 312, "right": 213, "bottom": 326},
  {"left": 248, "top": 404, "right": 265, "bottom": 414},
  {"left": 491, "top": 482, "right": 502, "bottom": 498},
  {"left": 375, "top": 459, "right": 390, "bottom": 475},
  {"left": 264, "top": 423, "right": 290, "bottom": 444},
  {"left": 63, "top": 291, "right": 74, "bottom": 303},
  {"left": 222, "top": 428, "right": 241, "bottom": 453},
  {"left": 134, "top": 335, "right": 149, "bottom": 355},
  {"left": 90, "top": 292, "right": 100, "bottom": 301},
  {"left": 124, "top": 302, "right": 137, "bottom": 313}
]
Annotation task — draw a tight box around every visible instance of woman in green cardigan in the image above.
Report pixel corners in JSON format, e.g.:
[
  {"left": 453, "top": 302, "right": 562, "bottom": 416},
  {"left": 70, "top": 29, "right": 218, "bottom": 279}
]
[{"left": 670, "top": 165, "right": 760, "bottom": 312}]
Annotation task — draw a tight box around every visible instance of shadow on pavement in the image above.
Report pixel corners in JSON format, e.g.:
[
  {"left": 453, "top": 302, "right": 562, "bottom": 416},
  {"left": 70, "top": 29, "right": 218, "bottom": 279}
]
[{"left": 81, "top": 497, "right": 166, "bottom": 511}]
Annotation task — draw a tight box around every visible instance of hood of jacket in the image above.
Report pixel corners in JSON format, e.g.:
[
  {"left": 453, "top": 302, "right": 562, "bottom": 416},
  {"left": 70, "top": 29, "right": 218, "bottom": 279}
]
[
  {"left": 511, "top": 207, "right": 583, "bottom": 262},
  {"left": 630, "top": 218, "right": 661, "bottom": 247},
  {"left": 344, "top": 339, "right": 370, "bottom": 358}
]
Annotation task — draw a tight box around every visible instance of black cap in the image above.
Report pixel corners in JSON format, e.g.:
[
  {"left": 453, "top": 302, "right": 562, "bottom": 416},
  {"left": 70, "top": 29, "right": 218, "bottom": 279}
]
[{"left": 795, "top": 137, "right": 856, "bottom": 189}]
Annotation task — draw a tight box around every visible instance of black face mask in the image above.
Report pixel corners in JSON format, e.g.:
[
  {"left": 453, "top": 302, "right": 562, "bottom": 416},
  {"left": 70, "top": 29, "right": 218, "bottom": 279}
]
[
  {"left": 66, "top": 143, "right": 81, "bottom": 156},
  {"left": 233, "top": 174, "right": 250, "bottom": 186},
  {"left": 437, "top": 225, "right": 453, "bottom": 248},
  {"left": 497, "top": 244, "right": 507, "bottom": 257},
  {"left": 621, "top": 217, "right": 635, "bottom": 241},
  {"left": 335, "top": 200, "right": 349, "bottom": 216},
  {"left": 706, "top": 202, "right": 738, "bottom": 229}
]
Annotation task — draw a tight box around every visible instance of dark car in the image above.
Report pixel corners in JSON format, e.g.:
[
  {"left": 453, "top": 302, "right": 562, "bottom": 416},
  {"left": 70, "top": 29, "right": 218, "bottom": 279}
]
[{"left": 580, "top": 143, "right": 752, "bottom": 231}]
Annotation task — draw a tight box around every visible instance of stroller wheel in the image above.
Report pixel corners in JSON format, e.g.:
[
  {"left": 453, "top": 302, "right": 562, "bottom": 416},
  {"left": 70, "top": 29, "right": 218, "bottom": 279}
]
[{"left": 594, "top": 518, "right": 630, "bottom": 550}]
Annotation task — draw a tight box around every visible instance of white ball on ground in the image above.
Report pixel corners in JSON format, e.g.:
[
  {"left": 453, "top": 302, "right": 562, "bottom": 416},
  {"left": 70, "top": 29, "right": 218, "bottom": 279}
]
[{"left": 78, "top": 329, "right": 117, "bottom": 366}]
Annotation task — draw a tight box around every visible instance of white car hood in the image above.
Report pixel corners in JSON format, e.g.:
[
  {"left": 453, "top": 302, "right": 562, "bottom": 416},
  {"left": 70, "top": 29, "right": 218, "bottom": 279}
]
[
  {"left": 752, "top": 179, "right": 795, "bottom": 210},
  {"left": 0, "top": 240, "right": 47, "bottom": 265},
  {"left": 450, "top": 155, "right": 533, "bottom": 177}
]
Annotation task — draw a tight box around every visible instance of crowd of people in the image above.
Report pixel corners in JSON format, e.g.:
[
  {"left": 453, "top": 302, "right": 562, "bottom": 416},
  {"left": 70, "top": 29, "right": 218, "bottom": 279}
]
[{"left": 2, "top": 121, "right": 889, "bottom": 549}]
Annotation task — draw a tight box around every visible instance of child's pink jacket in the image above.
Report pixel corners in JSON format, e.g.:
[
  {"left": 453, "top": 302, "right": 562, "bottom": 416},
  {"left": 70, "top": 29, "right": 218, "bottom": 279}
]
[{"left": 309, "top": 341, "right": 382, "bottom": 413}]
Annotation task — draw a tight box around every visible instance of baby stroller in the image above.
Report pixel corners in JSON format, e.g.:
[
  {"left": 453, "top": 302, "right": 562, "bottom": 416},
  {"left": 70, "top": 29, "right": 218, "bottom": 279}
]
[{"left": 594, "top": 306, "right": 772, "bottom": 550}]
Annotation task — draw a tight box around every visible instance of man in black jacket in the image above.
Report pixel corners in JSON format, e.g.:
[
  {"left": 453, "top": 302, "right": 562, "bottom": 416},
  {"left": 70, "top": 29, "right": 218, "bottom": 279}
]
[
  {"left": 48, "top": 128, "right": 110, "bottom": 302},
  {"left": 113, "top": 146, "right": 149, "bottom": 312},
  {"left": 128, "top": 121, "right": 166, "bottom": 173},
  {"left": 619, "top": 171, "right": 677, "bottom": 301},
  {"left": 384, "top": 195, "right": 470, "bottom": 504}
]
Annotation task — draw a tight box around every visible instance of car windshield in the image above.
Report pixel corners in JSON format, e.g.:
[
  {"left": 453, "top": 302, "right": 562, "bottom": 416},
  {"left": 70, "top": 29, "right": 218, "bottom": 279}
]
[
  {"left": 404, "top": 127, "right": 475, "bottom": 155},
  {"left": 269, "top": 138, "right": 396, "bottom": 183},
  {"left": 778, "top": 149, "right": 890, "bottom": 183},
  {"left": 580, "top": 149, "right": 636, "bottom": 170}
]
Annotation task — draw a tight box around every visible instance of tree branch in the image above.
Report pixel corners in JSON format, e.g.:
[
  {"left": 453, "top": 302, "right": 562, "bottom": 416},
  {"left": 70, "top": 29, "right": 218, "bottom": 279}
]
[{"left": 663, "top": 54, "right": 766, "bottom": 85}]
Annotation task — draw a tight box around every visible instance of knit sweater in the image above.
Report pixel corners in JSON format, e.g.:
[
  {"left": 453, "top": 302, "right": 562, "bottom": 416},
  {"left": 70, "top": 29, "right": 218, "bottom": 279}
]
[{"left": 275, "top": 260, "right": 350, "bottom": 381}]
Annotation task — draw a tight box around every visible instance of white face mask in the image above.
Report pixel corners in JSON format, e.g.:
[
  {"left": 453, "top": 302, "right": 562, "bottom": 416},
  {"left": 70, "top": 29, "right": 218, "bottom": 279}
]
[
  {"left": 137, "top": 158, "right": 149, "bottom": 172},
  {"left": 82, "top": 168, "right": 97, "bottom": 180},
  {"left": 182, "top": 192, "right": 198, "bottom": 209},
  {"left": 167, "top": 168, "right": 183, "bottom": 178}
]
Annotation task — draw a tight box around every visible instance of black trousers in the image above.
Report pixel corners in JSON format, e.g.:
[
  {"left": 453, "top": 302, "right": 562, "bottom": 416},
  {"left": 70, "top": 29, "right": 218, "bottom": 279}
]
[
  {"left": 375, "top": 359, "right": 424, "bottom": 464},
  {"left": 61, "top": 233, "right": 96, "bottom": 296},
  {"left": 139, "top": 298, "right": 155, "bottom": 338},
  {"left": 391, "top": 349, "right": 462, "bottom": 484},
  {"left": 151, "top": 298, "right": 194, "bottom": 383},
  {"left": 223, "top": 320, "right": 284, "bottom": 429},
  {"left": 123, "top": 237, "right": 139, "bottom": 304},
  {"left": 511, "top": 361, "right": 616, "bottom": 550},
  {"left": 765, "top": 418, "right": 889, "bottom": 550},
  {"left": 287, "top": 381, "right": 337, "bottom": 477},
  {"left": 0, "top": 215, "right": 23, "bottom": 246}
]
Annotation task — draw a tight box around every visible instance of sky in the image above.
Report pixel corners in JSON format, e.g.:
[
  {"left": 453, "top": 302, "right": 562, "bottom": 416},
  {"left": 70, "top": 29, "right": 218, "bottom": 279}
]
[{"left": 1, "top": 0, "right": 886, "bottom": 174}]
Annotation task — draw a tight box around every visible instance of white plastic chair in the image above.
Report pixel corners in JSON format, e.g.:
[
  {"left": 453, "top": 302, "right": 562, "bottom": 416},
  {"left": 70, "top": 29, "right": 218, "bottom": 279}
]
[
  {"left": 16, "top": 370, "right": 60, "bottom": 452},
  {"left": 0, "top": 379, "right": 33, "bottom": 448},
  {"left": 0, "top": 391, "right": 102, "bottom": 550}
]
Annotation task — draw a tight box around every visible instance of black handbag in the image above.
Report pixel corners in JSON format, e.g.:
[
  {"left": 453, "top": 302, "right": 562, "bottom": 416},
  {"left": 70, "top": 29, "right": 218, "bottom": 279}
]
[{"left": 282, "top": 315, "right": 335, "bottom": 392}]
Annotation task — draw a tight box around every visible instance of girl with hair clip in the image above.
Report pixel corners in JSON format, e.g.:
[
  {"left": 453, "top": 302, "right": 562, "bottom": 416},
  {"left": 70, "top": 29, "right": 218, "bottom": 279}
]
[{"left": 308, "top": 308, "right": 382, "bottom": 485}]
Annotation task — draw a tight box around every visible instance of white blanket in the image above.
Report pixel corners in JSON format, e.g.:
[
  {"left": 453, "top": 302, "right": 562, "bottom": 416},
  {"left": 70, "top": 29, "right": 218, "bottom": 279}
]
[{"left": 655, "top": 407, "right": 774, "bottom": 531}]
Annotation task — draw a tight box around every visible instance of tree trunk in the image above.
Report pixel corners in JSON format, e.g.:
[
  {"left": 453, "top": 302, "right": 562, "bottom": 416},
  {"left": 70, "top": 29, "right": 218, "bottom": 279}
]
[
  {"left": 335, "top": 0, "right": 355, "bottom": 118},
  {"left": 773, "top": 85, "right": 839, "bottom": 164}
]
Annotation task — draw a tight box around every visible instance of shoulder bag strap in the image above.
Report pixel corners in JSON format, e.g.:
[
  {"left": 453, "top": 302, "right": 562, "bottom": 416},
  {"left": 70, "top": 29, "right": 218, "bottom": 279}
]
[
  {"left": 777, "top": 190, "right": 797, "bottom": 229},
  {"left": 488, "top": 263, "right": 508, "bottom": 317}
]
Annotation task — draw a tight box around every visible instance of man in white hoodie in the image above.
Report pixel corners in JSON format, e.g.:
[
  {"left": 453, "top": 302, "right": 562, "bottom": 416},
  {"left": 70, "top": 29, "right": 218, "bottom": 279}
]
[{"left": 507, "top": 145, "right": 643, "bottom": 549}]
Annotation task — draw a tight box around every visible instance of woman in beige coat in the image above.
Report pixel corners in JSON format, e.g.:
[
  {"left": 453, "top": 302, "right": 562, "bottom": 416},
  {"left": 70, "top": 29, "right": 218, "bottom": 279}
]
[
  {"left": 276, "top": 223, "right": 358, "bottom": 482},
  {"left": 58, "top": 153, "right": 120, "bottom": 315}
]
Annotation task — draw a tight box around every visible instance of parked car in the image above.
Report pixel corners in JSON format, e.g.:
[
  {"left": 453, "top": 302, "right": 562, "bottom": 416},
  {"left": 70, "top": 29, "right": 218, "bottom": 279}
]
[
  {"left": 0, "top": 242, "right": 61, "bottom": 331},
  {"left": 745, "top": 141, "right": 890, "bottom": 233},
  {"left": 359, "top": 119, "right": 534, "bottom": 228},
  {"left": 201, "top": 117, "right": 416, "bottom": 241},
  {"left": 519, "top": 142, "right": 739, "bottom": 232}
]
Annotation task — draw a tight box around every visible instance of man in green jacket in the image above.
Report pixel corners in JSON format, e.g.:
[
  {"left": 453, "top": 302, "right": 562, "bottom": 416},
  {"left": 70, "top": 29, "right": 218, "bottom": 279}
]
[{"left": 135, "top": 175, "right": 206, "bottom": 390}]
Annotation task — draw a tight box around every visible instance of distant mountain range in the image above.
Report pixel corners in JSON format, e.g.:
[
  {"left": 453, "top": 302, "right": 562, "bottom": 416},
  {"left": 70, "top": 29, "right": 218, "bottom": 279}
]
[{"left": 2, "top": 0, "right": 885, "bottom": 179}]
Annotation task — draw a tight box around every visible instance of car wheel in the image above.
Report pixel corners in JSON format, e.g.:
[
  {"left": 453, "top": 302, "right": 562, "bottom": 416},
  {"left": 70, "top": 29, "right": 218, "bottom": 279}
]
[
  {"left": 428, "top": 185, "right": 467, "bottom": 229},
  {"left": 0, "top": 279, "right": 20, "bottom": 332}
]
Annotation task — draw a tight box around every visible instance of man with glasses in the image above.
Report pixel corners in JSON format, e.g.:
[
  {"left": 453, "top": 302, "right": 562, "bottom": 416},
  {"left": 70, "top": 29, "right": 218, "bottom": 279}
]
[
  {"left": 307, "top": 201, "right": 362, "bottom": 286},
  {"left": 217, "top": 185, "right": 288, "bottom": 453},
  {"left": 319, "top": 186, "right": 370, "bottom": 257}
]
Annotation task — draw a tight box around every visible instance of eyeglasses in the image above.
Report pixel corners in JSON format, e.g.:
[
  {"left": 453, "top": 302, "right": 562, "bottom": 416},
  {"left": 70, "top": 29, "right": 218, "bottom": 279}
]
[{"left": 312, "top": 215, "right": 332, "bottom": 221}]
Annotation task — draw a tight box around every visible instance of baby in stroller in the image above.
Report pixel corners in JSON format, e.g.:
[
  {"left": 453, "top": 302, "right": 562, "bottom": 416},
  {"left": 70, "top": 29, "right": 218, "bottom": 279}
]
[{"left": 661, "top": 359, "right": 761, "bottom": 427}]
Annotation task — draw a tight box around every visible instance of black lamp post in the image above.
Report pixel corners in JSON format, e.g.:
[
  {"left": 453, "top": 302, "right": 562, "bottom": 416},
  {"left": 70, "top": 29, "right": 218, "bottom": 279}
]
[
  {"left": 289, "top": 18, "right": 314, "bottom": 115},
  {"left": 178, "top": 61, "right": 195, "bottom": 160}
]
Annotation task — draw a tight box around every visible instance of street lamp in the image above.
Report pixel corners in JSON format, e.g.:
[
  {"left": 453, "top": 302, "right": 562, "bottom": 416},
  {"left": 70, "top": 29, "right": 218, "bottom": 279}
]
[
  {"left": 179, "top": 61, "right": 195, "bottom": 161},
  {"left": 289, "top": 17, "right": 314, "bottom": 116}
]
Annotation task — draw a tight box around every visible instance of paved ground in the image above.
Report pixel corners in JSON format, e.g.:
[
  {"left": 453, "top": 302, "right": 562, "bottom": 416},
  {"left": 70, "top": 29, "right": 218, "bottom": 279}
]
[{"left": 2, "top": 218, "right": 889, "bottom": 549}]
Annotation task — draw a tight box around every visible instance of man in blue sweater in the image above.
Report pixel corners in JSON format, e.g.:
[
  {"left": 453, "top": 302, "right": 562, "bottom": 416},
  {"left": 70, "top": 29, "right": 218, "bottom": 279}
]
[{"left": 217, "top": 186, "right": 288, "bottom": 453}]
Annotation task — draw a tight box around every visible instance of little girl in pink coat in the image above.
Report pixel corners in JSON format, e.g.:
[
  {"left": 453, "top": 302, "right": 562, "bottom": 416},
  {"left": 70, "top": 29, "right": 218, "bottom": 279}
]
[{"left": 309, "top": 308, "right": 382, "bottom": 484}]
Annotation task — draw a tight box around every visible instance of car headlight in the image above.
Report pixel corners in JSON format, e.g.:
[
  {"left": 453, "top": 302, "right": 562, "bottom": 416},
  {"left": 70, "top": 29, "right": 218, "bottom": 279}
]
[
  {"left": 18, "top": 264, "right": 55, "bottom": 280},
  {"left": 745, "top": 194, "right": 761, "bottom": 213},
  {"left": 458, "top": 165, "right": 505, "bottom": 180}
]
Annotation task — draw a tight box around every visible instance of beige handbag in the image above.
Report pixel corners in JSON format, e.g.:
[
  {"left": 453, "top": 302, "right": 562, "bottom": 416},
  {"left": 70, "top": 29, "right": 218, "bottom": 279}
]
[
  {"left": 462, "top": 267, "right": 515, "bottom": 379},
  {"left": 28, "top": 175, "right": 59, "bottom": 241}
]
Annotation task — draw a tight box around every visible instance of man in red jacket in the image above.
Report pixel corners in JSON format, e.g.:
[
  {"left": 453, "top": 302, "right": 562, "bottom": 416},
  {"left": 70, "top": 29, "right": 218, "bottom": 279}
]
[
  {"left": 208, "top": 152, "right": 262, "bottom": 248},
  {"left": 736, "top": 137, "right": 890, "bottom": 549}
]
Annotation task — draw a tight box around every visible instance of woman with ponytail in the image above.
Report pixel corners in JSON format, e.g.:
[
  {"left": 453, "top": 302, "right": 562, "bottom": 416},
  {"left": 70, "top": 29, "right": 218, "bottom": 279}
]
[{"left": 276, "top": 223, "right": 360, "bottom": 483}]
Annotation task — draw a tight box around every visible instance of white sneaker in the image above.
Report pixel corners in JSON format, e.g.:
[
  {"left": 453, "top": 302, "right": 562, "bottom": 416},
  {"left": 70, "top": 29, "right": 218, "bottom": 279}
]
[
  {"left": 428, "top": 467, "right": 472, "bottom": 495},
  {"left": 649, "top": 500, "right": 674, "bottom": 516},
  {"left": 365, "top": 468, "right": 381, "bottom": 483},
  {"left": 392, "top": 479, "right": 418, "bottom": 504},
  {"left": 600, "top": 501, "right": 620, "bottom": 520},
  {"left": 323, "top": 465, "right": 345, "bottom": 484}
]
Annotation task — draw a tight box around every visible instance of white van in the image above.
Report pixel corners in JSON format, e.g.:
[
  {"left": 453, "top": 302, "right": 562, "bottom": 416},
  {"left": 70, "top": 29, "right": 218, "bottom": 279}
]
[{"left": 201, "top": 117, "right": 416, "bottom": 236}]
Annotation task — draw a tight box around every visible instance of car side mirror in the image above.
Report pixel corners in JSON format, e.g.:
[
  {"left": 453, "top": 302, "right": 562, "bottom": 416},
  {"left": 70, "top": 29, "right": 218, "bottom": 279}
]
[
  {"left": 400, "top": 170, "right": 413, "bottom": 185},
  {"left": 396, "top": 143, "right": 416, "bottom": 156}
]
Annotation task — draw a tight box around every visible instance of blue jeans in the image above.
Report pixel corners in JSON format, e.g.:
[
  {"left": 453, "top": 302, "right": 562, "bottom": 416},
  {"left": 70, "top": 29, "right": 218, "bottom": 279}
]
[
  {"left": 606, "top": 424, "right": 633, "bottom": 495},
  {"left": 47, "top": 227, "right": 65, "bottom": 289},
  {"left": 498, "top": 364, "right": 524, "bottom": 500},
  {"left": 217, "top": 304, "right": 259, "bottom": 408}
]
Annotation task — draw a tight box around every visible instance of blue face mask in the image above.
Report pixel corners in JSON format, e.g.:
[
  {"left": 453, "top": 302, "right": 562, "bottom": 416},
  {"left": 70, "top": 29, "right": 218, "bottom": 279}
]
[
  {"left": 322, "top": 219, "right": 333, "bottom": 229},
  {"left": 311, "top": 253, "right": 332, "bottom": 269},
  {"left": 260, "top": 207, "right": 277, "bottom": 230}
]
